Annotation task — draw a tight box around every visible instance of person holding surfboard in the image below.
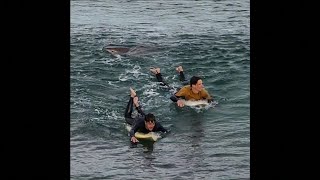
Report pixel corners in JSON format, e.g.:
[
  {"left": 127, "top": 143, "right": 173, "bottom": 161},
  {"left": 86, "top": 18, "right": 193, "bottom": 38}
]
[
  {"left": 124, "top": 88, "right": 168, "bottom": 143},
  {"left": 150, "top": 66, "right": 213, "bottom": 107}
]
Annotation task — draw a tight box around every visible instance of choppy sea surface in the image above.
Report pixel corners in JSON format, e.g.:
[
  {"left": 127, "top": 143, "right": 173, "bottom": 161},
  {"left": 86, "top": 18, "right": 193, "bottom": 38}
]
[{"left": 71, "top": 0, "right": 249, "bottom": 179}]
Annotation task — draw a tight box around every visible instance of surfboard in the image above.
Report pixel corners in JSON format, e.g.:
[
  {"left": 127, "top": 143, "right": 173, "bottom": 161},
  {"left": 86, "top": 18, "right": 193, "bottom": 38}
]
[
  {"left": 180, "top": 99, "right": 210, "bottom": 107},
  {"left": 125, "top": 124, "right": 161, "bottom": 141}
]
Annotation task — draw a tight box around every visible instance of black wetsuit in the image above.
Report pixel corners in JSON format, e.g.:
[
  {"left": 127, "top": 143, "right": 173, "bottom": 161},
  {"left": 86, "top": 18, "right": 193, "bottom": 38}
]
[
  {"left": 154, "top": 71, "right": 189, "bottom": 88},
  {"left": 124, "top": 97, "right": 168, "bottom": 137},
  {"left": 154, "top": 71, "right": 190, "bottom": 102}
]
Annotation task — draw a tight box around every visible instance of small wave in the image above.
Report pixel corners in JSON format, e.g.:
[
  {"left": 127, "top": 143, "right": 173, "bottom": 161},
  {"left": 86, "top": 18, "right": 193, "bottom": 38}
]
[
  {"left": 119, "top": 65, "right": 149, "bottom": 82},
  {"left": 142, "top": 89, "right": 160, "bottom": 97},
  {"left": 107, "top": 81, "right": 120, "bottom": 87},
  {"left": 118, "top": 73, "right": 128, "bottom": 81}
]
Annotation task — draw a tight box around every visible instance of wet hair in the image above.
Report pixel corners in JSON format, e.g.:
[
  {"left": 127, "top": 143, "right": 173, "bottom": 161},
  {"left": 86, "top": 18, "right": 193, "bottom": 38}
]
[
  {"left": 145, "top": 113, "right": 156, "bottom": 123},
  {"left": 190, "top": 76, "right": 201, "bottom": 87}
]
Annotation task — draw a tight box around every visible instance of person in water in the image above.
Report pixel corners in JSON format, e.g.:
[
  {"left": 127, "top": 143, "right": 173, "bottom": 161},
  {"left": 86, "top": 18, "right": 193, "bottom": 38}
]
[
  {"left": 150, "top": 66, "right": 213, "bottom": 107},
  {"left": 124, "top": 87, "right": 168, "bottom": 143}
]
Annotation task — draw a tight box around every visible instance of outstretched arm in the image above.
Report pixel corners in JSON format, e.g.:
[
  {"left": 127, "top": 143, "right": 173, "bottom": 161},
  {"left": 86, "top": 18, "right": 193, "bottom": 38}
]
[
  {"left": 129, "top": 121, "right": 141, "bottom": 137},
  {"left": 170, "top": 88, "right": 186, "bottom": 107},
  {"left": 129, "top": 119, "right": 144, "bottom": 143},
  {"left": 170, "top": 94, "right": 182, "bottom": 102},
  {"left": 129, "top": 126, "right": 139, "bottom": 143},
  {"left": 170, "top": 94, "right": 185, "bottom": 107}
]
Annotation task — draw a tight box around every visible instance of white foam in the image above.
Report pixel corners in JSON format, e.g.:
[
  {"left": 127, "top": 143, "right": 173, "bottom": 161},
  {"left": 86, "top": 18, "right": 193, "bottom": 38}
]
[
  {"left": 105, "top": 109, "right": 122, "bottom": 121},
  {"left": 180, "top": 99, "right": 218, "bottom": 111},
  {"left": 142, "top": 89, "right": 160, "bottom": 97},
  {"left": 119, "top": 65, "right": 149, "bottom": 82},
  {"left": 118, "top": 73, "right": 128, "bottom": 81},
  {"left": 107, "top": 81, "right": 119, "bottom": 87}
]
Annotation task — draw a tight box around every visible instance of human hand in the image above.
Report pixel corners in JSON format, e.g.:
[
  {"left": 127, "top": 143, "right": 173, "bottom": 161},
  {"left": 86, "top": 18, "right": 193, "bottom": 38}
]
[
  {"left": 131, "top": 136, "right": 139, "bottom": 143},
  {"left": 177, "top": 99, "right": 184, "bottom": 107}
]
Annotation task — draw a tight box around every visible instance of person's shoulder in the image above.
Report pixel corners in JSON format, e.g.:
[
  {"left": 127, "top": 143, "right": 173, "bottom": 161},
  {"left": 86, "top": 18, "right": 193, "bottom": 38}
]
[
  {"left": 135, "top": 117, "right": 145, "bottom": 124},
  {"left": 200, "top": 88, "right": 210, "bottom": 95},
  {"left": 201, "top": 88, "right": 208, "bottom": 92},
  {"left": 181, "top": 85, "right": 190, "bottom": 90},
  {"left": 155, "top": 121, "right": 164, "bottom": 128},
  {"left": 176, "top": 85, "right": 190, "bottom": 95}
]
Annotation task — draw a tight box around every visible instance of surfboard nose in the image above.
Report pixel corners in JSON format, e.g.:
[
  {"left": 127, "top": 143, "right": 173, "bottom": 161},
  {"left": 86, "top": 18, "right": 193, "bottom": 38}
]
[{"left": 151, "top": 133, "right": 160, "bottom": 141}]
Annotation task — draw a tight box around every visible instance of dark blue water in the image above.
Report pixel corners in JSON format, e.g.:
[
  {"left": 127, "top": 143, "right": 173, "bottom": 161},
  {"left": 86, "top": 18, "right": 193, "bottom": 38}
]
[{"left": 71, "top": 0, "right": 249, "bottom": 179}]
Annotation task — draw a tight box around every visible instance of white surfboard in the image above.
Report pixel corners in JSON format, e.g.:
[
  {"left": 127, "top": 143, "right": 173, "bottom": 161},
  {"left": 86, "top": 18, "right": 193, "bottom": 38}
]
[
  {"left": 125, "top": 124, "right": 161, "bottom": 141},
  {"left": 180, "top": 99, "right": 210, "bottom": 107}
]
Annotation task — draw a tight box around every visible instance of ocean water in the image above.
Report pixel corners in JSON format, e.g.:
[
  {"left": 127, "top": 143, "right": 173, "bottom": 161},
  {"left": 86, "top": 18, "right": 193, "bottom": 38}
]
[{"left": 71, "top": 0, "right": 250, "bottom": 179}]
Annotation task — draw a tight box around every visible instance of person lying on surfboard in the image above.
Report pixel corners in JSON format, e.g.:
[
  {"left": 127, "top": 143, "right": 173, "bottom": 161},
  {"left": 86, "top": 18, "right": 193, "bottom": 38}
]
[
  {"left": 125, "top": 87, "right": 168, "bottom": 143},
  {"left": 149, "top": 66, "right": 213, "bottom": 107}
]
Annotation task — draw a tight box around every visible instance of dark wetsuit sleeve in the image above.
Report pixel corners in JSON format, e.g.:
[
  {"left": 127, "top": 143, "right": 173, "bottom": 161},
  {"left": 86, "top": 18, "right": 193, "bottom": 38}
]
[
  {"left": 156, "top": 123, "right": 168, "bottom": 133},
  {"left": 170, "top": 88, "right": 184, "bottom": 102},
  {"left": 129, "top": 118, "right": 144, "bottom": 137},
  {"left": 170, "top": 94, "right": 180, "bottom": 102}
]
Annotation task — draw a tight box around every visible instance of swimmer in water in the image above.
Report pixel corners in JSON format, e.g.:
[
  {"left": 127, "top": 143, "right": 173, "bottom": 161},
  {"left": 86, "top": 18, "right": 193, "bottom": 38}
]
[
  {"left": 149, "top": 66, "right": 213, "bottom": 107},
  {"left": 124, "top": 87, "right": 169, "bottom": 143}
]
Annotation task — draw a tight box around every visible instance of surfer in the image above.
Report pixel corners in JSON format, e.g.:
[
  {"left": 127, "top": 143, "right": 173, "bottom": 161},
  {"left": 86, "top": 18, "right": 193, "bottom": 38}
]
[
  {"left": 124, "top": 87, "right": 168, "bottom": 143},
  {"left": 150, "top": 66, "right": 213, "bottom": 107}
]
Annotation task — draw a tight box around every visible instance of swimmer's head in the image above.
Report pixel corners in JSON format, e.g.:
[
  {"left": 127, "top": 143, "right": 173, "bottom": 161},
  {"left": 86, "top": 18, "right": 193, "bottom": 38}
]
[
  {"left": 144, "top": 113, "right": 156, "bottom": 131},
  {"left": 190, "top": 76, "right": 204, "bottom": 92}
]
